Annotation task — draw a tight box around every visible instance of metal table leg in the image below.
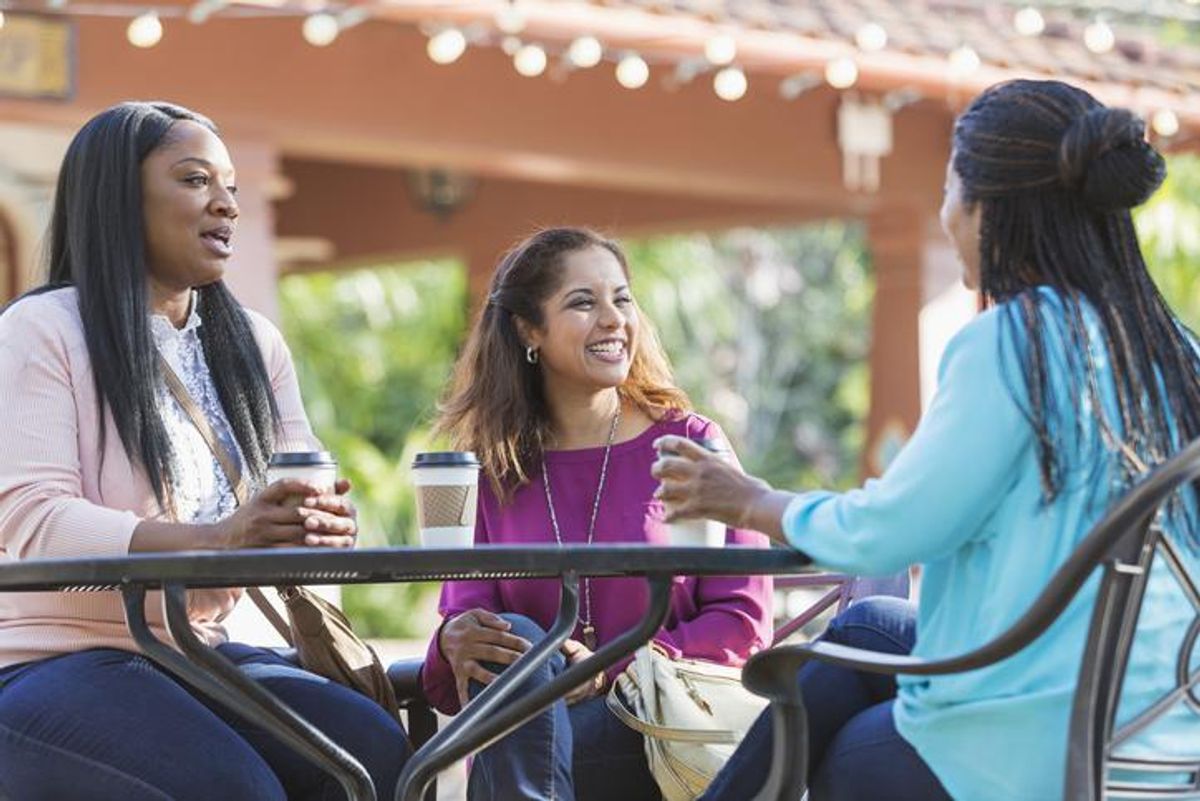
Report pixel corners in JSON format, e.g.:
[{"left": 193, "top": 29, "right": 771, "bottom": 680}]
[
  {"left": 397, "top": 573, "right": 674, "bottom": 801},
  {"left": 123, "top": 583, "right": 377, "bottom": 801}
]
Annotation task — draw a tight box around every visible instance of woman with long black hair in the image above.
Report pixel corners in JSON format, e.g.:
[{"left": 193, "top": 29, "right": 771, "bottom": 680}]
[
  {"left": 655, "top": 79, "right": 1200, "bottom": 800},
  {"left": 0, "top": 102, "right": 410, "bottom": 800}
]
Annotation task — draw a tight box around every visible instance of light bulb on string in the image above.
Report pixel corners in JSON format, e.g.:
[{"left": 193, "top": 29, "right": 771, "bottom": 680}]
[
  {"left": 1084, "top": 19, "right": 1115, "bottom": 54},
  {"left": 824, "top": 57, "right": 858, "bottom": 89},
  {"left": 567, "top": 36, "right": 603, "bottom": 69},
  {"left": 615, "top": 54, "right": 649, "bottom": 89},
  {"left": 855, "top": 22, "right": 887, "bottom": 52},
  {"left": 713, "top": 67, "right": 747, "bottom": 101},
  {"left": 127, "top": 12, "right": 163, "bottom": 48},
  {"left": 1152, "top": 108, "right": 1180, "bottom": 138},
  {"left": 302, "top": 12, "right": 339, "bottom": 46},
  {"left": 1014, "top": 7, "right": 1045, "bottom": 37},
  {"left": 514, "top": 43, "right": 547, "bottom": 77},
  {"left": 501, "top": 36, "right": 522, "bottom": 56},
  {"left": 495, "top": 1, "right": 526, "bottom": 35},
  {"left": 948, "top": 45, "right": 981, "bottom": 77},
  {"left": 704, "top": 34, "right": 737, "bottom": 66},
  {"left": 427, "top": 28, "right": 467, "bottom": 64}
]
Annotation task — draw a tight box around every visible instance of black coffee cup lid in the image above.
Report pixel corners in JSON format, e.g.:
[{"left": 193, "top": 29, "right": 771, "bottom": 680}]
[
  {"left": 413, "top": 451, "right": 481, "bottom": 468},
  {"left": 269, "top": 451, "right": 337, "bottom": 467}
]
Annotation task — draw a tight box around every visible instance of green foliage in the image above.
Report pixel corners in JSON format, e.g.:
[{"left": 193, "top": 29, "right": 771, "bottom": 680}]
[
  {"left": 1137, "top": 154, "right": 1200, "bottom": 329},
  {"left": 278, "top": 261, "right": 467, "bottom": 638},
  {"left": 627, "top": 223, "right": 874, "bottom": 491}
]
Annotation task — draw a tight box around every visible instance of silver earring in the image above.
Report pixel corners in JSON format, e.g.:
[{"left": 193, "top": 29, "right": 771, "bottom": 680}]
[{"left": 526, "top": 346, "right": 539, "bottom": 365}]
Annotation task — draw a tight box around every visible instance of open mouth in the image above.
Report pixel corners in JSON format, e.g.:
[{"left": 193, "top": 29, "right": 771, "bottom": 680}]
[
  {"left": 200, "top": 226, "right": 234, "bottom": 257},
  {"left": 586, "top": 339, "right": 628, "bottom": 362}
]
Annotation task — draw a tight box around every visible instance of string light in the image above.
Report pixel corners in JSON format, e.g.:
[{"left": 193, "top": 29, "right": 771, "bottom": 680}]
[
  {"left": 427, "top": 28, "right": 467, "bottom": 64},
  {"left": 1152, "top": 108, "right": 1180, "bottom": 137},
  {"left": 1084, "top": 19, "right": 1115, "bottom": 54},
  {"left": 713, "top": 66, "right": 747, "bottom": 101},
  {"left": 615, "top": 54, "right": 650, "bottom": 89},
  {"left": 704, "top": 34, "right": 737, "bottom": 66},
  {"left": 1014, "top": 7, "right": 1045, "bottom": 37},
  {"left": 567, "top": 36, "right": 603, "bottom": 69},
  {"left": 824, "top": 57, "right": 858, "bottom": 89},
  {"left": 513, "top": 43, "right": 547, "bottom": 77},
  {"left": 494, "top": 1, "right": 526, "bottom": 35},
  {"left": 501, "top": 36, "right": 522, "bottom": 56},
  {"left": 302, "top": 12, "right": 339, "bottom": 46},
  {"left": 127, "top": 12, "right": 163, "bottom": 48},
  {"left": 855, "top": 22, "right": 887, "bottom": 52},
  {"left": 948, "top": 45, "right": 981, "bottom": 77}
]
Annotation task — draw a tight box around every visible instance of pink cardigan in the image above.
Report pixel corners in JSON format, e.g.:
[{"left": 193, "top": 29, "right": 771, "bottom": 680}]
[{"left": 0, "top": 288, "right": 319, "bottom": 669}]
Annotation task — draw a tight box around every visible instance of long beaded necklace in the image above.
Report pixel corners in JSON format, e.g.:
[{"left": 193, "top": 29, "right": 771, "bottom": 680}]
[{"left": 541, "top": 403, "right": 621, "bottom": 651}]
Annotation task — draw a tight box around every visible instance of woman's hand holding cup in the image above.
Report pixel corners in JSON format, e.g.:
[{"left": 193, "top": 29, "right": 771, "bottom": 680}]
[
  {"left": 651, "top": 435, "right": 771, "bottom": 529},
  {"left": 212, "top": 477, "right": 357, "bottom": 550}
]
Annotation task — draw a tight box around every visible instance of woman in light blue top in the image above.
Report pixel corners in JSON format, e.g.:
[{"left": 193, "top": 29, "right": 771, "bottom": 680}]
[{"left": 653, "top": 79, "right": 1200, "bottom": 800}]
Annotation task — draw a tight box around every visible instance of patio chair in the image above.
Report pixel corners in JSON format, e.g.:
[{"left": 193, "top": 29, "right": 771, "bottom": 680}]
[
  {"left": 772, "top": 571, "right": 909, "bottom": 645},
  {"left": 388, "top": 658, "right": 437, "bottom": 801},
  {"left": 742, "top": 436, "right": 1200, "bottom": 801}
]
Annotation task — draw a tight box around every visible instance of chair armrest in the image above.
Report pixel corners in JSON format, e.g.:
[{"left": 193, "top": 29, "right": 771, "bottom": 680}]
[{"left": 387, "top": 657, "right": 426, "bottom": 705}]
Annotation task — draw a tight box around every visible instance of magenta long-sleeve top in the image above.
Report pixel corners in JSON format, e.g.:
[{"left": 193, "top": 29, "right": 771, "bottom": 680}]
[{"left": 421, "top": 412, "right": 773, "bottom": 714}]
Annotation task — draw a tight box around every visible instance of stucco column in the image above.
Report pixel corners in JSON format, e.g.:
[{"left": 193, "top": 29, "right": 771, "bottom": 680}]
[
  {"left": 221, "top": 138, "right": 282, "bottom": 322},
  {"left": 862, "top": 207, "right": 978, "bottom": 478}
]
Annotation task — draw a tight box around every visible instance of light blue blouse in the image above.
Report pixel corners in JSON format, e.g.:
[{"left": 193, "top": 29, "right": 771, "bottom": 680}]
[{"left": 784, "top": 288, "right": 1199, "bottom": 800}]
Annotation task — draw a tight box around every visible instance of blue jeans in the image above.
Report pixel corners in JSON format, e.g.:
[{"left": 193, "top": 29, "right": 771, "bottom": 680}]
[
  {"left": 0, "top": 643, "right": 411, "bottom": 801},
  {"left": 702, "top": 597, "right": 952, "bottom": 801},
  {"left": 467, "top": 614, "right": 660, "bottom": 801}
]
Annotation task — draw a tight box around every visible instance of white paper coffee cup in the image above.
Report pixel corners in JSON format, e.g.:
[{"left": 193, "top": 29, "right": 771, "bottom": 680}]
[
  {"left": 412, "top": 452, "right": 481, "bottom": 548},
  {"left": 267, "top": 451, "right": 338, "bottom": 505},
  {"left": 662, "top": 438, "right": 730, "bottom": 547}
]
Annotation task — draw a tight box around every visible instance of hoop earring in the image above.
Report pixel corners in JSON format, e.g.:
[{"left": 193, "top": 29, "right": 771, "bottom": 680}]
[{"left": 526, "top": 346, "right": 539, "bottom": 365}]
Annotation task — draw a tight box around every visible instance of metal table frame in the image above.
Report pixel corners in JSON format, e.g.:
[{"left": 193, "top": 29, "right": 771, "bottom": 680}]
[{"left": 0, "top": 545, "right": 811, "bottom": 801}]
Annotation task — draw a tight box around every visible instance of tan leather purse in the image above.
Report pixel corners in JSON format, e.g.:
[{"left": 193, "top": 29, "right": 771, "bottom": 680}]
[
  {"left": 159, "top": 354, "right": 398, "bottom": 716},
  {"left": 606, "top": 643, "right": 767, "bottom": 801}
]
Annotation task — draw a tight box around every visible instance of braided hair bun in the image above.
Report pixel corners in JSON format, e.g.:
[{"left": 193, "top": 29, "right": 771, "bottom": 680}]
[{"left": 1058, "top": 107, "right": 1166, "bottom": 213}]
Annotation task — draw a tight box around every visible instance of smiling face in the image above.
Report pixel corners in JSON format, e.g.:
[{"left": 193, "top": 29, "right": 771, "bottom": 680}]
[
  {"left": 940, "top": 158, "right": 983, "bottom": 290},
  {"left": 520, "top": 245, "right": 639, "bottom": 396},
  {"left": 140, "top": 120, "right": 239, "bottom": 295}
]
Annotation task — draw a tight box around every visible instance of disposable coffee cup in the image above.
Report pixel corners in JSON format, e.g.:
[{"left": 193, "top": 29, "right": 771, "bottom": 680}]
[
  {"left": 662, "top": 438, "right": 729, "bottom": 547},
  {"left": 412, "top": 452, "right": 481, "bottom": 548},
  {"left": 267, "top": 451, "right": 338, "bottom": 507}
]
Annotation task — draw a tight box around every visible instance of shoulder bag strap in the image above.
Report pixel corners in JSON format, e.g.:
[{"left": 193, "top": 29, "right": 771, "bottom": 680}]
[{"left": 157, "top": 351, "right": 295, "bottom": 646}]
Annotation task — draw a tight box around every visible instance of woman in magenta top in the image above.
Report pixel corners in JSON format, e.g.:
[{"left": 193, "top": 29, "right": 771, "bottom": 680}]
[{"left": 421, "top": 227, "right": 772, "bottom": 801}]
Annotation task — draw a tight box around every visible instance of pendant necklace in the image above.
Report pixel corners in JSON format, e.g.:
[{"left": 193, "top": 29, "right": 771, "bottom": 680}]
[{"left": 542, "top": 403, "right": 621, "bottom": 651}]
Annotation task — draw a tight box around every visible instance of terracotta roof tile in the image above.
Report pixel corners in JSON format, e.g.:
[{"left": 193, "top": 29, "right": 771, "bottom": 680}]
[{"left": 589, "top": 0, "right": 1200, "bottom": 94}]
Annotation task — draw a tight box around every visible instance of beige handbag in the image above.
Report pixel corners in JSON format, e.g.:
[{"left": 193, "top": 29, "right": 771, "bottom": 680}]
[{"left": 606, "top": 643, "right": 768, "bottom": 801}]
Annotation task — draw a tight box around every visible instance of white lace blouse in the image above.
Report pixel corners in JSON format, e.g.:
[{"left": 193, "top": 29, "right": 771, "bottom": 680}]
[{"left": 151, "top": 294, "right": 245, "bottom": 524}]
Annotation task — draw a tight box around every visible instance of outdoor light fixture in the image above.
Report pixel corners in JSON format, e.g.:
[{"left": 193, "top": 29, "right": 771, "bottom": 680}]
[
  {"left": 514, "top": 43, "right": 547, "bottom": 77},
  {"left": 704, "top": 34, "right": 737, "bottom": 66},
  {"left": 824, "top": 57, "right": 858, "bottom": 90},
  {"left": 0, "top": 11, "right": 6, "bottom": 30},
  {"left": 406, "top": 168, "right": 475, "bottom": 220},
  {"left": 302, "top": 12, "right": 339, "bottom": 46},
  {"left": 494, "top": 1, "right": 526, "bottom": 35},
  {"left": 948, "top": 45, "right": 981, "bottom": 77},
  {"left": 427, "top": 28, "right": 467, "bottom": 64},
  {"left": 838, "top": 97, "right": 893, "bottom": 192},
  {"left": 127, "top": 12, "right": 163, "bottom": 48},
  {"left": 1152, "top": 108, "right": 1180, "bottom": 137},
  {"left": 1014, "top": 6, "right": 1045, "bottom": 37},
  {"left": 1084, "top": 19, "right": 1115, "bottom": 54},
  {"left": 616, "top": 54, "right": 650, "bottom": 89},
  {"left": 855, "top": 22, "right": 888, "bottom": 52},
  {"left": 566, "top": 36, "right": 603, "bottom": 69},
  {"left": 713, "top": 66, "right": 747, "bottom": 101}
]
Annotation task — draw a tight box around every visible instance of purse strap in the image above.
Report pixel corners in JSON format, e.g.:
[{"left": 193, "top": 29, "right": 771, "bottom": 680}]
[{"left": 157, "top": 351, "right": 295, "bottom": 647}]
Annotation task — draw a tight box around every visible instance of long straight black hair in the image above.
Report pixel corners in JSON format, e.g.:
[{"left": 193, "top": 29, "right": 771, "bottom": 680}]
[
  {"left": 41, "top": 101, "right": 279, "bottom": 507},
  {"left": 953, "top": 80, "right": 1200, "bottom": 524}
]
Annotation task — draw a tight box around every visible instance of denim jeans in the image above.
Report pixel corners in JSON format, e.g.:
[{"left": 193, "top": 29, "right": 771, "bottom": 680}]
[
  {"left": 0, "top": 643, "right": 411, "bottom": 801},
  {"left": 466, "top": 614, "right": 661, "bottom": 801},
  {"left": 701, "top": 597, "right": 952, "bottom": 801}
]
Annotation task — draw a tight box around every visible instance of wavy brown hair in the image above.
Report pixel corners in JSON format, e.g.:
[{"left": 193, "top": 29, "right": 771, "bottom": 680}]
[{"left": 436, "top": 227, "right": 690, "bottom": 501}]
